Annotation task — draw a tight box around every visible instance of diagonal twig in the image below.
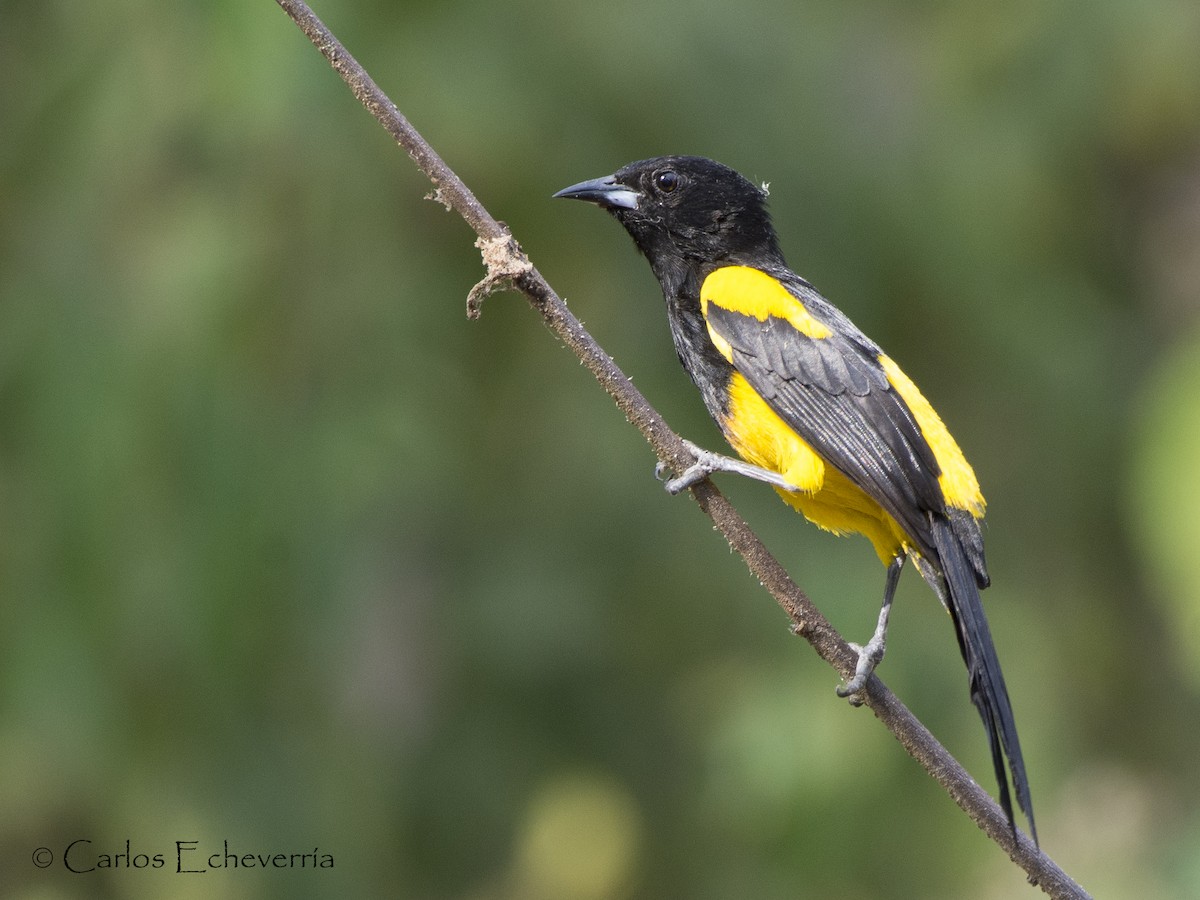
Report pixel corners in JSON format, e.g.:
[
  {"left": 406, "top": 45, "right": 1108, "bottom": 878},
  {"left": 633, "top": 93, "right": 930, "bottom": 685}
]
[{"left": 272, "top": 3, "right": 1090, "bottom": 896}]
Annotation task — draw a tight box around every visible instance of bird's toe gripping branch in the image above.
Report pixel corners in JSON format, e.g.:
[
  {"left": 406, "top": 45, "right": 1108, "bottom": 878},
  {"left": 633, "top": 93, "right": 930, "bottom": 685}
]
[
  {"left": 836, "top": 638, "right": 887, "bottom": 706},
  {"left": 836, "top": 555, "right": 905, "bottom": 704}
]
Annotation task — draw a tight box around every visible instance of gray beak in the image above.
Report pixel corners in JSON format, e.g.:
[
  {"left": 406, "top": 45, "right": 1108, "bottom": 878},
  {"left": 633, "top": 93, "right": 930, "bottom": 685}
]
[{"left": 553, "top": 174, "right": 640, "bottom": 210}]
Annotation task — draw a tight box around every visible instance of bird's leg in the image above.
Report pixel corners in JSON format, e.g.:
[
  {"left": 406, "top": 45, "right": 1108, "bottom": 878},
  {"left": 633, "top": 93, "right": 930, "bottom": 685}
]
[
  {"left": 837, "top": 554, "right": 906, "bottom": 703},
  {"left": 655, "top": 439, "right": 802, "bottom": 495}
]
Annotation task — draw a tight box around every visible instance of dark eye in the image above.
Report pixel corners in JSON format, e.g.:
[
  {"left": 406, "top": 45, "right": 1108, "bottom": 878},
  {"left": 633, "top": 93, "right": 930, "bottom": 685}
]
[{"left": 653, "top": 169, "right": 680, "bottom": 194}]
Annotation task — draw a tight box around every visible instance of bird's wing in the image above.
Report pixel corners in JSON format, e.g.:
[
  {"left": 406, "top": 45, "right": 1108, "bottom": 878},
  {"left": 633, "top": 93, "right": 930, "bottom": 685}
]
[{"left": 700, "top": 266, "right": 945, "bottom": 554}]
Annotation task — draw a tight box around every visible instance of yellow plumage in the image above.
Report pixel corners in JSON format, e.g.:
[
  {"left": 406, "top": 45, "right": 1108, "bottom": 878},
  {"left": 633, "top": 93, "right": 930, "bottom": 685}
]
[{"left": 702, "top": 266, "right": 985, "bottom": 566}]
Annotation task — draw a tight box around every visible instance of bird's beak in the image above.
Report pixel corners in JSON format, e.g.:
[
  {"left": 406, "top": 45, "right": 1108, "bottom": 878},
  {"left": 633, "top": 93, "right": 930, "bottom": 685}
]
[{"left": 553, "top": 174, "right": 640, "bottom": 210}]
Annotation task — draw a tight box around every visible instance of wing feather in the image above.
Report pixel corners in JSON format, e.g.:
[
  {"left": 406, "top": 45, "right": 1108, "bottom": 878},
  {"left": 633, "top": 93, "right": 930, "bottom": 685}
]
[{"left": 703, "top": 270, "right": 945, "bottom": 555}]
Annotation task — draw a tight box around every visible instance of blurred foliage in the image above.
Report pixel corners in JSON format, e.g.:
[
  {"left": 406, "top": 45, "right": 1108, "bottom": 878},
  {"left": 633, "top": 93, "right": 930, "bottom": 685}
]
[{"left": 2, "top": 0, "right": 1200, "bottom": 897}]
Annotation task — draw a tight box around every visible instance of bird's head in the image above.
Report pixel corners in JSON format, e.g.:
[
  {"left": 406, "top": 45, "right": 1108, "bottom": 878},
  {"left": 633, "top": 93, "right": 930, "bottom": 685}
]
[{"left": 554, "top": 156, "right": 783, "bottom": 273}]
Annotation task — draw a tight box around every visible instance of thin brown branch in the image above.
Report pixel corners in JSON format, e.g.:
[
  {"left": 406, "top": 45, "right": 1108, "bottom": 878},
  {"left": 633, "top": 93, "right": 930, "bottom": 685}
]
[{"left": 273, "top": 3, "right": 1090, "bottom": 897}]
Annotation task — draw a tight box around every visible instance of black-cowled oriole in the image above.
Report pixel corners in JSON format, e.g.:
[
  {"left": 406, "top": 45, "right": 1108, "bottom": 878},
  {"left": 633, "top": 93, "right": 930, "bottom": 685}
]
[{"left": 555, "top": 156, "right": 1036, "bottom": 843}]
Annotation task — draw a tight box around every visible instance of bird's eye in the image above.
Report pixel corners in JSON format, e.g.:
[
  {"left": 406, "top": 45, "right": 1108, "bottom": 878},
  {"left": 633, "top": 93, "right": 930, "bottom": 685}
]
[{"left": 653, "top": 170, "right": 680, "bottom": 194}]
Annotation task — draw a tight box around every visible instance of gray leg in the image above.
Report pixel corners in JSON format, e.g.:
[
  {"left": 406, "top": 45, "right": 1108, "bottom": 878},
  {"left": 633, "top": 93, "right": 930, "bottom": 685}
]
[
  {"left": 837, "top": 555, "right": 905, "bottom": 701},
  {"left": 656, "top": 439, "right": 802, "bottom": 494}
]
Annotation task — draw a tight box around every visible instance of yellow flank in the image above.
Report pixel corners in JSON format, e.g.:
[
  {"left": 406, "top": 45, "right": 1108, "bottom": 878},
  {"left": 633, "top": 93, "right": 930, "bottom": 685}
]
[
  {"left": 701, "top": 267, "right": 832, "bottom": 350},
  {"left": 878, "top": 355, "right": 985, "bottom": 517},
  {"left": 722, "top": 373, "right": 910, "bottom": 565},
  {"left": 724, "top": 374, "right": 825, "bottom": 491}
]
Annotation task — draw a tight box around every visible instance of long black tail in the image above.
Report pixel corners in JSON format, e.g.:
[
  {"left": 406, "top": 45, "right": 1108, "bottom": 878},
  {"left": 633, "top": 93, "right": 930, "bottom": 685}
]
[{"left": 930, "top": 514, "right": 1037, "bottom": 845}]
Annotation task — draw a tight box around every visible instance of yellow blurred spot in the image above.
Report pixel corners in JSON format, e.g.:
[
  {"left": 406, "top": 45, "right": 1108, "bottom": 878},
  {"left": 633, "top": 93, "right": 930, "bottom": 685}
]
[{"left": 511, "top": 772, "right": 642, "bottom": 900}]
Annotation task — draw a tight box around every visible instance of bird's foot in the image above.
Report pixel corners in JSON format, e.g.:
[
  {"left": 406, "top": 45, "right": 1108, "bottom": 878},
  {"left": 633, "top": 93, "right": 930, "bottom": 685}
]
[
  {"left": 655, "top": 440, "right": 725, "bottom": 494},
  {"left": 655, "top": 439, "right": 800, "bottom": 494},
  {"left": 835, "top": 556, "right": 901, "bottom": 705},
  {"left": 835, "top": 636, "right": 886, "bottom": 705}
]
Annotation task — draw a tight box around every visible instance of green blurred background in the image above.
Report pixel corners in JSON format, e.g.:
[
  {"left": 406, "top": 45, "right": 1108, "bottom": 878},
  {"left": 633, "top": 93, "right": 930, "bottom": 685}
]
[{"left": 3, "top": 1, "right": 1200, "bottom": 897}]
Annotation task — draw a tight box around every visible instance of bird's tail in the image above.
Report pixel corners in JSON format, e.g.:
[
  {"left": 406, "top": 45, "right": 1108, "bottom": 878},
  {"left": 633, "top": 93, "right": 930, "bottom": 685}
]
[{"left": 930, "top": 513, "right": 1037, "bottom": 845}]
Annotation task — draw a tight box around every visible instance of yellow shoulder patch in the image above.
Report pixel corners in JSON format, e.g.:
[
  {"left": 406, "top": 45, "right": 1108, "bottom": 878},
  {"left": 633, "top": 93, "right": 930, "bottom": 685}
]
[
  {"left": 701, "top": 266, "right": 832, "bottom": 341},
  {"left": 878, "top": 355, "right": 985, "bottom": 517}
]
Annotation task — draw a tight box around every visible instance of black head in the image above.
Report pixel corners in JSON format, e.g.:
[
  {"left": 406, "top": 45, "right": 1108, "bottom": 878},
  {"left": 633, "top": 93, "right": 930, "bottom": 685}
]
[{"left": 554, "top": 156, "right": 784, "bottom": 274}]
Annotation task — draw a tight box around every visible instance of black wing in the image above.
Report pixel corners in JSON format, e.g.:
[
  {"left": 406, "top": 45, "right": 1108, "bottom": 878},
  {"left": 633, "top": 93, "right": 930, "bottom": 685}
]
[{"left": 704, "top": 274, "right": 945, "bottom": 557}]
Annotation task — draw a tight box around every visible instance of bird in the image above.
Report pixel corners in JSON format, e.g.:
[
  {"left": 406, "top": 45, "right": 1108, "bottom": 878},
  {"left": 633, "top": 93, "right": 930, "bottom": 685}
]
[{"left": 554, "top": 155, "right": 1036, "bottom": 844}]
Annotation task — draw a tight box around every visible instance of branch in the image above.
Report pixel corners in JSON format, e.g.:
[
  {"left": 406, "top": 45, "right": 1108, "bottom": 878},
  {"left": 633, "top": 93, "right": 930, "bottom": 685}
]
[{"left": 273, "top": 3, "right": 1090, "bottom": 897}]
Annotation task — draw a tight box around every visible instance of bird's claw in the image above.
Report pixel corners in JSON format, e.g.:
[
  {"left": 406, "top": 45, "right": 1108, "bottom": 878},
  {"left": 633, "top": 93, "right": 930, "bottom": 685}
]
[
  {"left": 836, "top": 638, "right": 885, "bottom": 705},
  {"left": 655, "top": 440, "right": 714, "bottom": 494},
  {"left": 663, "top": 463, "right": 711, "bottom": 495}
]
